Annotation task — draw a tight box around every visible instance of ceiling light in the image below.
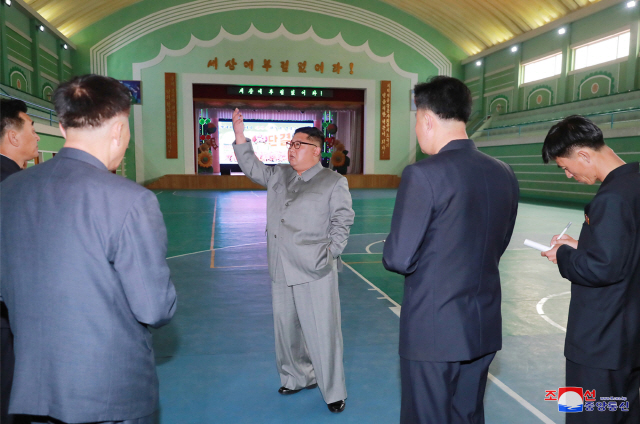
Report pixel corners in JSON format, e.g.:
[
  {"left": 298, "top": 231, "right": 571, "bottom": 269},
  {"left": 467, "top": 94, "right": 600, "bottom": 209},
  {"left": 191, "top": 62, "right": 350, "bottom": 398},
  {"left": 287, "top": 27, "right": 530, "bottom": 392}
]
[
  {"left": 4, "top": 0, "right": 11, "bottom": 6},
  {"left": 627, "top": 1, "right": 636, "bottom": 7},
  {"left": 38, "top": 24, "right": 45, "bottom": 32},
  {"left": 62, "top": 43, "right": 68, "bottom": 50},
  {"left": 558, "top": 28, "right": 566, "bottom": 35},
  {"left": 475, "top": 60, "right": 482, "bottom": 67},
  {"left": 511, "top": 46, "right": 518, "bottom": 53}
]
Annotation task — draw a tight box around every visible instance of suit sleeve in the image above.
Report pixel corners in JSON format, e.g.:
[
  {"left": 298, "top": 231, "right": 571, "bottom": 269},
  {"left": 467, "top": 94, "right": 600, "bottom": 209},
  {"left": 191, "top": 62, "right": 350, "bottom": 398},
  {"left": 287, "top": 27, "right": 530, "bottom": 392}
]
[
  {"left": 382, "top": 165, "right": 433, "bottom": 275},
  {"left": 502, "top": 171, "right": 519, "bottom": 254},
  {"left": 232, "top": 140, "right": 277, "bottom": 188},
  {"left": 557, "top": 193, "right": 634, "bottom": 287},
  {"left": 114, "top": 191, "right": 177, "bottom": 328},
  {"left": 328, "top": 177, "right": 355, "bottom": 258}
]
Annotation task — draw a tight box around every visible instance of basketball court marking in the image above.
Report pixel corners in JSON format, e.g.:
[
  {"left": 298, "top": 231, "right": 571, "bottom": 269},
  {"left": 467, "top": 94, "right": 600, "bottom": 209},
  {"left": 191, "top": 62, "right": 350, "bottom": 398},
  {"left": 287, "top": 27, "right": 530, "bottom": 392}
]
[
  {"left": 487, "top": 374, "right": 556, "bottom": 424},
  {"left": 536, "top": 292, "right": 571, "bottom": 332},
  {"left": 210, "top": 198, "right": 217, "bottom": 268},
  {"left": 166, "top": 242, "right": 268, "bottom": 260},
  {"left": 365, "top": 240, "right": 384, "bottom": 254},
  {"left": 342, "top": 262, "right": 401, "bottom": 317},
  {"left": 343, "top": 259, "right": 557, "bottom": 424},
  {"left": 166, "top": 249, "right": 212, "bottom": 260}
]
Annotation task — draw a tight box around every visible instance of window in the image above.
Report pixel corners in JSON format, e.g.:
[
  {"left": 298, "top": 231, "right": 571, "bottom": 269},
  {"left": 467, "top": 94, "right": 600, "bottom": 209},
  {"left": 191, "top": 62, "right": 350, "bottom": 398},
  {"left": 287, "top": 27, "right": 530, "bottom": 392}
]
[
  {"left": 522, "top": 53, "right": 562, "bottom": 84},
  {"left": 574, "top": 31, "right": 630, "bottom": 70}
]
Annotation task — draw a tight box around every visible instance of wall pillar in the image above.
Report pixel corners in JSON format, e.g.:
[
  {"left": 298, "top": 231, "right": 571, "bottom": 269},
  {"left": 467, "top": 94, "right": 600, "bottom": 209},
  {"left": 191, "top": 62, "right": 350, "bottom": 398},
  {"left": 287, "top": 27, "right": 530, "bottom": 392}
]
[
  {"left": 57, "top": 41, "right": 65, "bottom": 83},
  {"left": 626, "top": 13, "right": 640, "bottom": 91},
  {"left": 29, "top": 18, "right": 42, "bottom": 97},
  {"left": 478, "top": 62, "right": 486, "bottom": 117},
  {"left": 511, "top": 48, "right": 522, "bottom": 111},
  {"left": 0, "top": 4, "right": 8, "bottom": 85},
  {"left": 556, "top": 29, "right": 571, "bottom": 104}
]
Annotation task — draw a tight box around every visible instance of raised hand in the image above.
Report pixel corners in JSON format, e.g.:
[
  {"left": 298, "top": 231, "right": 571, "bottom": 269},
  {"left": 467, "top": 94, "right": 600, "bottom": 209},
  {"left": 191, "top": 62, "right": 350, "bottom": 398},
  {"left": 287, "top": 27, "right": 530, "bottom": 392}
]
[{"left": 232, "top": 108, "right": 246, "bottom": 144}]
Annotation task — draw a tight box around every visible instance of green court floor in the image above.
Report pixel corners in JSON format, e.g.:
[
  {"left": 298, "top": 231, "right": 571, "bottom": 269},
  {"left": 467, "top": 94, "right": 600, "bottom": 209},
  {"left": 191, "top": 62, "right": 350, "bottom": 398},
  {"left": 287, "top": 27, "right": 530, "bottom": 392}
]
[{"left": 152, "top": 188, "right": 586, "bottom": 424}]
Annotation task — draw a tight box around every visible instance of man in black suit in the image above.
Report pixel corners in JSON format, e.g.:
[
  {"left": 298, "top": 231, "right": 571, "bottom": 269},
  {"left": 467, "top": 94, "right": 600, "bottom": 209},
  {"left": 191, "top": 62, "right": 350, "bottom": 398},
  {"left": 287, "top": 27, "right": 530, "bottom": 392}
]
[
  {"left": 1, "top": 75, "right": 176, "bottom": 424},
  {"left": 0, "top": 99, "right": 39, "bottom": 180},
  {"left": 0, "top": 98, "right": 40, "bottom": 424},
  {"left": 541, "top": 116, "right": 640, "bottom": 424},
  {"left": 383, "top": 76, "right": 519, "bottom": 424}
]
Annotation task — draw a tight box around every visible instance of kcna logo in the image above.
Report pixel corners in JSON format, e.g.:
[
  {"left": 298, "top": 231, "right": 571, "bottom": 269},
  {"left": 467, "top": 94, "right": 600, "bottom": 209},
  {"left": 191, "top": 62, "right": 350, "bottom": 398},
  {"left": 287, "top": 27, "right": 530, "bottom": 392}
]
[
  {"left": 545, "top": 387, "right": 594, "bottom": 412},
  {"left": 545, "top": 388, "right": 629, "bottom": 413}
]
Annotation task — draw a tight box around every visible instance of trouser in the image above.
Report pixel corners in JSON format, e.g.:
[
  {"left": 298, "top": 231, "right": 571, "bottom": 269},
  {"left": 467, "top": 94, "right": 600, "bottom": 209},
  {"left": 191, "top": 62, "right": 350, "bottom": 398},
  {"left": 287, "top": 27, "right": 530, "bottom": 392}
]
[
  {"left": 1, "top": 302, "right": 15, "bottom": 424},
  {"left": 400, "top": 352, "right": 496, "bottom": 424},
  {"left": 271, "top": 269, "right": 347, "bottom": 404},
  {"left": 565, "top": 359, "right": 640, "bottom": 424},
  {"left": 19, "top": 413, "right": 156, "bottom": 424}
]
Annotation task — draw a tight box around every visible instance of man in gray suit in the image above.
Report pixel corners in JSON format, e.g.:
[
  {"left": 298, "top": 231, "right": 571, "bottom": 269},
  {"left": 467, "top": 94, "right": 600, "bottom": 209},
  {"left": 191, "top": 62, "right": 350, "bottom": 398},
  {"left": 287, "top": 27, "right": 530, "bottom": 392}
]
[
  {"left": 232, "top": 108, "right": 354, "bottom": 413},
  {"left": 0, "top": 75, "right": 177, "bottom": 424}
]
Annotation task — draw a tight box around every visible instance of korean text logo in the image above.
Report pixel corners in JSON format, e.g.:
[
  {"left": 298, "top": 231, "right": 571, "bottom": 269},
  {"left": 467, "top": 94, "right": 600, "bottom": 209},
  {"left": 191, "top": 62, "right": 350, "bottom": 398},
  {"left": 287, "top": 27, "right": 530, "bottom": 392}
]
[{"left": 545, "top": 388, "right": 629, "bottom": 413}]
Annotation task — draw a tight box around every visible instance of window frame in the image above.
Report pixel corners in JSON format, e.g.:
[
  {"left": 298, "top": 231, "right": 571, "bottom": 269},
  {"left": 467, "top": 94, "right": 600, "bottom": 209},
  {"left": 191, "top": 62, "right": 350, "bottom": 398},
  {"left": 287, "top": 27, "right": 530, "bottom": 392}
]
[
  {"left": 570, "top": 27, "right": 631, "bottom": 74},
  {"left": 520, "top": 50, "right": 563, "bottom": 86}
]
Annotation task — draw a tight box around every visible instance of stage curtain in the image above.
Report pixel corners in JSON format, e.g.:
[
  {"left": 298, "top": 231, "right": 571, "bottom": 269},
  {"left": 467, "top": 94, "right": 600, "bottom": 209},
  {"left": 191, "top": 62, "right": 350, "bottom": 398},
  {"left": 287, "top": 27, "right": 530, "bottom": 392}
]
[{"left": 335, "top": 110, "right": 363, "bottom": 174}]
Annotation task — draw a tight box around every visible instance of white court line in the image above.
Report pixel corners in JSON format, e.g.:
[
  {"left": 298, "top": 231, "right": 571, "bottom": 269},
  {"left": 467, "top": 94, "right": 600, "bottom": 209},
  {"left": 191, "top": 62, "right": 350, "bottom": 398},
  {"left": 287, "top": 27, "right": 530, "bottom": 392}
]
[
  {"left": 342, "top": 262, "right": 556, "bottom": 424},
  {"left": 154, "top": 191, "right": 163, "bottom": 195},
  {"left": 342, "top": 262, "right": 401, "bottom": 317},
  {"left": 165, "top": 242, "right": 267, "bottom": 260},
  {"left": 487, "top": 374, "right": 557, "bottom": 424},
  {"left": 537, "top": 292, "right": 570, "bottom": 332},
  {"left": 166, "top": 249, "right": 212, "bottom": 260},
  {"left": 365, "top": 240, "right": 384, "bottom": 254}
]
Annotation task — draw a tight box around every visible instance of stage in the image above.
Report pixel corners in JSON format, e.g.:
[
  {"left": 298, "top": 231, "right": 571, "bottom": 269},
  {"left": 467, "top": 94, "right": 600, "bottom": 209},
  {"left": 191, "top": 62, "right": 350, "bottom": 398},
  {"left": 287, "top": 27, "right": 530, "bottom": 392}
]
[{"left": 145, "top": 174, "right": 401, "bottom": 190}]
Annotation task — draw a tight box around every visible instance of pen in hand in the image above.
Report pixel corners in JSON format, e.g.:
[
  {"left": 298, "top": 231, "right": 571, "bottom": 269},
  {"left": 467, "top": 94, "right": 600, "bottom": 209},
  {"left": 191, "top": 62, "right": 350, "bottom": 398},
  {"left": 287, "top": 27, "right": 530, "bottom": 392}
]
[{"left": 552, "top": 222, "right": 572, "bottom": 247}]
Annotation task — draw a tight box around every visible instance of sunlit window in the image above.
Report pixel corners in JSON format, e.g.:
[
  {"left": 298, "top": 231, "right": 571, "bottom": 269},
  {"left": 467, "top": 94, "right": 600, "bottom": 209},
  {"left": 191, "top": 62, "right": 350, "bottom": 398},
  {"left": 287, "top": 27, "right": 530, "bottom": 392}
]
[
  {"left": 574, "top": 31, "right": 630, "bottom": 70},
  {"left": 522, "top": 53, "right": 563, "bottom": 84}
]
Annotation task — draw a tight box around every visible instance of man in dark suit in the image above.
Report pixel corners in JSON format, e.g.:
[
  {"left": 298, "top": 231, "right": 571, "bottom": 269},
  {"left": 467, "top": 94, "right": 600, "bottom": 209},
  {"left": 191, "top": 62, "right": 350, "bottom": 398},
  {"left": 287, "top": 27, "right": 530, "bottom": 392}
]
[
  {"left": 383, "top": 76, "right": 519, "bottom": 424},
  {"left": 0, "top": 98, "right": 40, "bottom": 424},
  {"left": 0, "top": 75, "right": 177, "bottom": 424},
  {"left": 541, "top": 116, "right": 640, "bottom": 424},
  {"left": 0, "top": 98, "right": 40, "bottom": 179}
]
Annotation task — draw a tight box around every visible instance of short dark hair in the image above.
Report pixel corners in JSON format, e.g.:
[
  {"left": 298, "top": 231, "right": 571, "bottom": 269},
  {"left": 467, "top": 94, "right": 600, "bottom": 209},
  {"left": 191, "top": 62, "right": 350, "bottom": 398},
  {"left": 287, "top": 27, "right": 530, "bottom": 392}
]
[
  {"left": 414, "top": 76, "right": 472, "bottom": 123},
  {"left": 54, "top": 74, "right": 131, "bottom": 129},
  {"left": 294, "top": 127, "right": 324, "bottom": 146},
  {"left": 0, "top": 98, "right": 28, "bottom": 139},
  {"left": 542, "top": 115, "right": 605, "bottom": 164}
]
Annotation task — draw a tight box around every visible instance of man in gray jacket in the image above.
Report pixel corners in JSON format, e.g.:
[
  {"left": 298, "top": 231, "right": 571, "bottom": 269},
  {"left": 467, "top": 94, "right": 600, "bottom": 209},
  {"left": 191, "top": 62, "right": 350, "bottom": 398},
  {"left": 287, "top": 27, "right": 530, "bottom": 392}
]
[
  {"left": 0, "top": 75, "right": 176, "bottom": 424},
  {"left": 232, "top": 108, "right": 354, "bottom": 413}
]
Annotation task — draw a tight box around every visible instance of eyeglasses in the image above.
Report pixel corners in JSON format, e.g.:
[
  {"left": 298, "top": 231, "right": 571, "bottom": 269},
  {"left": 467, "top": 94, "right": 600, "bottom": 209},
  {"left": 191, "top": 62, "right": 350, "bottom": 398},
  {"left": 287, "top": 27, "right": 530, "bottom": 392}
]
[{"left": 286, "top": 141, "right": 318, "bottom": 150}]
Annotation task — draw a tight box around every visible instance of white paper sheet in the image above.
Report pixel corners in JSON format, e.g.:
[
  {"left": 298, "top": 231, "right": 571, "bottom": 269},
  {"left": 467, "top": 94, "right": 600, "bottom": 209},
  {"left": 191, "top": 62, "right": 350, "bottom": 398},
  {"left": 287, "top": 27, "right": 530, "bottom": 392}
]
[{"left": 524, "top": 239, "right": 552, "bottom": 252}]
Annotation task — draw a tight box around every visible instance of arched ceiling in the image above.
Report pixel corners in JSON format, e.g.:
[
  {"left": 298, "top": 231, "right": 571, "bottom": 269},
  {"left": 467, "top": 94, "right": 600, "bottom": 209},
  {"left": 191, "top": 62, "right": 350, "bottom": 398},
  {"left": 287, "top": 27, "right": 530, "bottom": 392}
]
[
  {"left": 23, "top": 0, "right": 606, "bottom": 56},
  {"left": 379, "top": 0, "right": 605, "bottom": 55}
]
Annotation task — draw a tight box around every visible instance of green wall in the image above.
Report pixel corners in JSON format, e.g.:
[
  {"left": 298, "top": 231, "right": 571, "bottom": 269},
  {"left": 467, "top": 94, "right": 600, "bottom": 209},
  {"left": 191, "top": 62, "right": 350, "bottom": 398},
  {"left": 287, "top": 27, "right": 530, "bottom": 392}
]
[
  {"left": 38, "top": 133, "right": 65, "bottom": 152},
  {"left": 465, "top": 2, "right": 640, "bottom": 118},
  {"left": 465, "top": 3, "right": 640, "bottom": 204},
  {"left": 70, "top": 0, "right": 465, "bottom": 182},
  {"left": 1, "top": 2, "right": 74, "bottom": 100}
]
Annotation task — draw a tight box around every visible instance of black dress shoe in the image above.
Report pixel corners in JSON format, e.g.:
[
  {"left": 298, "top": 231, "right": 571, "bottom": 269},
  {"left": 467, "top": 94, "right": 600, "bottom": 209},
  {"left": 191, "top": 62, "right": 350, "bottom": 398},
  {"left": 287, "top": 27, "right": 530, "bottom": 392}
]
[
  {"left": 328, "top": 400, "right": 345, "bottom": 413},
  {"left": 278, "top": 383, "right": 318, "bottom": 395}
]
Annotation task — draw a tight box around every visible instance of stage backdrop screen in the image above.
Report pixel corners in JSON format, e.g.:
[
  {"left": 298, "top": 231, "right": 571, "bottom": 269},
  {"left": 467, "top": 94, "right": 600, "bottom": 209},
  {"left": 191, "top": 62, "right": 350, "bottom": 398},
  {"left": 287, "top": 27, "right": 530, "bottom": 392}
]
[{"left": 218, "top": 119, "right": 315, "bottom": 165}]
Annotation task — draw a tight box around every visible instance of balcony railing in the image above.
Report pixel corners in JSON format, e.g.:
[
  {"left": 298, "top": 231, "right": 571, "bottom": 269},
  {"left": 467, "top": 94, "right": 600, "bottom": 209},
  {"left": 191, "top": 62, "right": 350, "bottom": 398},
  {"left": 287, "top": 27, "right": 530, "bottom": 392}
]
[
  {"left": 475, "top": 107, "right": 640, "bottom": 139},
  {"left": 0, "top": 88, "right": 58, "bottom": 127}
]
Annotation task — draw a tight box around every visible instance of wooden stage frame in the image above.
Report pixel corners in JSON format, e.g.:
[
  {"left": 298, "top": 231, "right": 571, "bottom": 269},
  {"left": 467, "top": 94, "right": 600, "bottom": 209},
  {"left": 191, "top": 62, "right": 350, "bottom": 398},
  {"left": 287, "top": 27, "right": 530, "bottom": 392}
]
[{"left": 145, "top": 174, "right": 401, "bottom": 190}]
